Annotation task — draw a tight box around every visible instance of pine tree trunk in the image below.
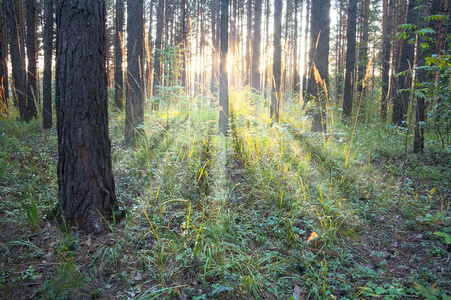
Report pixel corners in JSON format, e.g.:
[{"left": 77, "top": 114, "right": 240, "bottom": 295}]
[
  {"left": 181, "top": 0, "right": 187, "bottom": 88},
  {"left": 271, "top": 0, "right": 282, "bottom": 123},
  {"left": 302, "top": 0, "right": 310, "bottom": 97},
  {"left": 245, "top": 0, "right": 252, "bottom": 86},
  {"left": 125, "top": 0, "right": 144, "bottom": 145},
  {"left": 114, "top": 0, "right": 124, "bottom": 109},
  {"left": 414, "top": 3, "right": 427, "bottom": 153},
  {"left": 42, "top": 0, "right": 53, "bottom": 128},
  {"left": 251, "top": 0, "right": 261, "bottom": 92},
  {"left": 282, "top": 0, "right": 291, "bottom": 94},
  {"left": 392, "top": 0, "right": 416, "bottom": 126},
  {"left": 6, "top": 0, "right": 27, "bottom": 120},
  {"left": 293, "top": 0, "right": 299, "bottom": 94},
  {"left": 307, "top": 0, "right": 330, "bottom": 132},
  {"left": 263, "top": 0, "right": 270, "bottom": 96},
  {"left": 210, "top": 0, "right": 217, "bottom": 94},
  {"left": 153, "top": 0, "right": 164, "bottom": 108},
  {"left": 219, "top": 0, "right": 229, "bottom": 136},
  {"left": 356, "top": 0, "right": 370, "bottom": 98},
  {"left": 0, "top": 0, "right": 8, "bottom": 115},
  {"left": 335, "top": 0, "right": 344, "bottom": 102},
  {"left": 146, "top": 0, "right": 154, "bottom": 96},
  {"left": 26, "top": 0, "right": 38, "bottom": 119},
  {"left": 55, "top": 0, "right": 117, "bottom": 234},
  {"left": 342, "top": 0, "right": 357, "bottom": 119},
  {"left": 381, "top": 0, "right": 393, "bottom": 122}
]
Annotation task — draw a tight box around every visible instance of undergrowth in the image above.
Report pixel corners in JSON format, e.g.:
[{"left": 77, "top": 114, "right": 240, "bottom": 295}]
[{"left": 0, "top": 89, "right": 449, "bottom": 299}]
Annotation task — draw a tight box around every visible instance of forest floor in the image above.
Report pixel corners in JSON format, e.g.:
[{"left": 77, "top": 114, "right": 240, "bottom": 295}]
[{"left": 0, "top": 90, "right": 450, "bottom": 299}]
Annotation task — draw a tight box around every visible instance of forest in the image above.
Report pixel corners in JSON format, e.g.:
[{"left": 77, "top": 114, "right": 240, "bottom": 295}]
[{"left": 0, "top": 0, "right": 450, "bottom": 299}]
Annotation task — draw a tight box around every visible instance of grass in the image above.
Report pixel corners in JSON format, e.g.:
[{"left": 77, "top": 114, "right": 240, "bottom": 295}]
[{"left": 0, "top": 88, "right": 450, "bottom": 299}]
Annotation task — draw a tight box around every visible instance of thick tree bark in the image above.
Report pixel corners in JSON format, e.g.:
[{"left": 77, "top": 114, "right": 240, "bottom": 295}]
[
  {"left": 342, "top": 0, "right": 357, "bottom": 119},
  {"left": 114, "top": 0, "right": 124, "bottom": 109},
  {"left": 152, "top": 0, "right": 164, "bottom": 108},
  {"left": 271, "top": 0, "right": 282, "bottom": 123},
  {"left": 6, "top": 0, "right": 27, "bottom": 121},
  {"left": 26, "top": 0, "right": 38, "bottom": 119},
  {"left": 42, "top": 0, "right": 53, "bottom": 129},
  {"left": 306, "top": 0, "right": 330, "bottom": 132},
  {"left": 392, "top": 0, "right": 417, "bottom": 126},
  {"left": 219, "top": 0, "right": 229, "bottom": 136},
  {"left": 381, "top": 0, "right": 393, "bottom": 122},
  {"left": 0, "top": 0, "right": 8, "bottom": 115},
  {"left": 125, "top": 0, "right": 144, "bottom": 146},
  {"left": 56, "top": 0, "right": 117, "bottom": 234},
  {"left": 251, "top": 0, "right": 261, "bottom": 92}
]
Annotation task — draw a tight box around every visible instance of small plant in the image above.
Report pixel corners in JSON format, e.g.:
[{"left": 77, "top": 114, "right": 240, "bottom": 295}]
[
  {"left": 20, "top": 194, "right": 41, "bottom": 230},
  {"left": 414, "top": 283, "right": 451, "bottom": 300},
  {"left": 356, "top": 281, "right": 407, "bottom": 299},
  {"left": 433, "top": 229, "right": 451, "bottom": 245}
]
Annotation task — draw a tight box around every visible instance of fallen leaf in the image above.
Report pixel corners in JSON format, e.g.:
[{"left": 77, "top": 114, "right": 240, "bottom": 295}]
[
  {"left": 307, "top": 232, "right": 319, "bottom": 244},
  {"left": 293, "top": 285, "right": 304, "bottom": 300}
]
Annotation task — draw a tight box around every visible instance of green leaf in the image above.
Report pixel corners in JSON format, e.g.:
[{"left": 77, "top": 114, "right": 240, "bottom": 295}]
[
  {"left": 211, "top": 284, "right": 234, "bottom": 296},
  {"left": 433, "top": 232, "right": 451, "bottom": 244},
  {"left": 425, "top": 14, "right": 447, "bottom": 21}
]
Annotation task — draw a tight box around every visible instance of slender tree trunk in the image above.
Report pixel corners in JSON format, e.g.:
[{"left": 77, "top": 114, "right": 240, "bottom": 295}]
[
  {"left": 0, "top": 0, "right": 8, "bottom": 115},
  {"left": 6, "top": 0, "right": 27, "bottom": 120},
  {"left": 153, "top": 0, "right": 164, "bottom": 108},
  {"left": 246, "top": 0, "right": 252, "bottom": 86},
  {"left": 282, "top": 0, "right": 291, "bottom": 94},
  {"left": 342, "top": 0, "right": 357, "bottom": 119},
  {"left": 164, "top": 0, "right": 169, "bottom": 45},
  {"left": 181, "top": 0, "right": 186, "bottom": 88},
  {"left": 271, "top": 0, "right": 282, "bottom": 123},
  {"left": 26, "top": 0, "right": 38, "bottom": 119},
  {"left": 228, "top": 0, "right": 236, "bottom": 88},
  {"left": 391, "top": 0, "right": 407, "bottom": 105},
  {"left": 302, "top": 0, "right": 310, "bottom": 97},
  {"left": 55, "top": 0, "right": 117, "bottom": 234},
  {"left": 381, "top": 0, "right": 393, "bottom": 122},
  {"left": 146, "top": 0, "right": 154, "bottom": 97},
  {"left": 251, "top": 0, "right": 261, "bottom": 92},
  {"left": 125, "top": 0, "right": 144, "bottom": 145},
  {"left": 199, "top": 1, "right": 204, "bottom": 92},
  {"left": 392, "top": 0, "right": 416, "bottom": 126},
  {"left": 335, "top": 0, "right": 344, "bottom": 102},
  {"left": 263, "top": 0, "right": 270, "bottom": 96},
  {"left": 414, "top": 3, "right": 428, "bottom": 153},
  {"left": 42, "top": 0, "right": 53, "bottom": 128},
  {"left": 114, "top": 0, "right": 124, "bottom": 109},
  {"left": 219, "top": 0, "right": 229, "bottom": 135},
  {"left": 307, "top": 0, "right": 330, "bottom": 132},
  {"left": 356, "top": 0, "right": 370, "bottom": 98},
  {"left": 210, "top": 0, "right": 217, "bottom": 94},
  {"left": 293, "top": 0, "right": 299, "bottom": 94}
]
